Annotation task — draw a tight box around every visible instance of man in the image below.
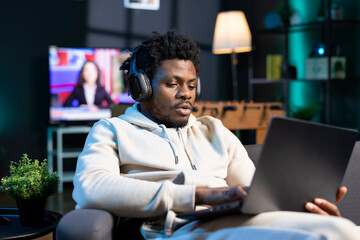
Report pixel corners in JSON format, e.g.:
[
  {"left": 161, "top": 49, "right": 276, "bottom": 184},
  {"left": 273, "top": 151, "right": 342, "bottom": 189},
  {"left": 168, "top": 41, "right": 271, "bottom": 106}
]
[{"left": 73, "top": 30, "right": 359, "bottom": 239}]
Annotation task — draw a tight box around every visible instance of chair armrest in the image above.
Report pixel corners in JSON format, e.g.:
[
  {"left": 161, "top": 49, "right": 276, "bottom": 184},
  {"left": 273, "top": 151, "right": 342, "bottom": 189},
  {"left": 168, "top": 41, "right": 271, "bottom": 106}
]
[
  {"left": 244, "top": 144, "right": 263, "bottom": 166},
  {"left": 56, "top": 209, "right": 115, "bottom": 240}
]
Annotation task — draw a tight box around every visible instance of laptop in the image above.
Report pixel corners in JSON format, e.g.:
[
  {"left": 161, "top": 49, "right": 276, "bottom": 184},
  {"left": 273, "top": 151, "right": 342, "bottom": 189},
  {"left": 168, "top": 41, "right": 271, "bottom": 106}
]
[{"left": 177, "top": 117, "right": 358, "bottom": 220}]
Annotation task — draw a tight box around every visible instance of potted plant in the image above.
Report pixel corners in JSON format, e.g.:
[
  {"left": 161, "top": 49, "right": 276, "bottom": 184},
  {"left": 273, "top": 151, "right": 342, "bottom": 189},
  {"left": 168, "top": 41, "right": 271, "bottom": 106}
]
[
  {"left": 0, "top": 154, "right": 59, "bottom": 226},
  {"left": 290, "top": 104, "right": 319, "bottom": 121}
]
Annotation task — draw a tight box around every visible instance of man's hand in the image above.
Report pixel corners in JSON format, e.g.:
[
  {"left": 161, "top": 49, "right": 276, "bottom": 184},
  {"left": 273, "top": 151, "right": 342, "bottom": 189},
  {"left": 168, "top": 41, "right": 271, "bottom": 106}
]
[
  {"left": 305, "top": 186, "right": 347, "bottom": 217},
  {"left": 195, "top": 185, "right": 248, "bottom": 206}
]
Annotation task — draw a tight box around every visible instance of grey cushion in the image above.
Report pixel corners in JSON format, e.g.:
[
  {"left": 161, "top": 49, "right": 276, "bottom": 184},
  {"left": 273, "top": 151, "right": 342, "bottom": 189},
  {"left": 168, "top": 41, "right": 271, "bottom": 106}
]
[
  {"left": 244, "top": 144, "right": 263, "bottom": 166},
  {"left": 56, "top": 209, "right": 114, "bottom": 240}
]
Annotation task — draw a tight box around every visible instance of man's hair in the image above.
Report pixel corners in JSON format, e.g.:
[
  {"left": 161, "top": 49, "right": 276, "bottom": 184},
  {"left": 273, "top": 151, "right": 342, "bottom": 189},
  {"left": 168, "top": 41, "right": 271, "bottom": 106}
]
[{"left": 120, "top": 29, "right": 201, "bottom": 81}]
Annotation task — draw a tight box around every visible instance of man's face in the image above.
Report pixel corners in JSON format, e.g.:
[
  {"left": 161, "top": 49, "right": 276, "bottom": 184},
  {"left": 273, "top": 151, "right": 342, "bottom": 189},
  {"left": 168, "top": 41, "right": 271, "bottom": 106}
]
[{"left": 141, "top": 59, "right": 197, "bottom": 128}]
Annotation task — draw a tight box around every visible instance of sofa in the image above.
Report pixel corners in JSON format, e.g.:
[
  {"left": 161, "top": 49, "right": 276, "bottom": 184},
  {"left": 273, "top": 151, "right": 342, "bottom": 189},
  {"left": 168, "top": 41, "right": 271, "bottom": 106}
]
[{"left": 56, "top": 142, "right": 360, "bottom": 240}]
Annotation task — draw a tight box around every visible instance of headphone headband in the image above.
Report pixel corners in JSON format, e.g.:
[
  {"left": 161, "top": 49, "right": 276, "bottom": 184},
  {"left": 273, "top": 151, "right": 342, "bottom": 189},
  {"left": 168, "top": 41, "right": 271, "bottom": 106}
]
[{"left": 127, "top": 48, "right": 201, "bottom": 102}]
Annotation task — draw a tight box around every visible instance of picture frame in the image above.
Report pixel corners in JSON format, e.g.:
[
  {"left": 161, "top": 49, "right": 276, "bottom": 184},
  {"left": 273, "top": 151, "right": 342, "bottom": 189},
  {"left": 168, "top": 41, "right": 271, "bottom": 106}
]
[{"left": 123, "top": 0, "right": 160, "bottom": 11}]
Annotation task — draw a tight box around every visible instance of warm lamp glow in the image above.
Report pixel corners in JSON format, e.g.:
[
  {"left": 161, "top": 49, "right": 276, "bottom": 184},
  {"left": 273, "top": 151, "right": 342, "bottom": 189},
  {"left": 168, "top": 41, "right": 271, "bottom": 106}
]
[{"left": 212, "top": 11, "right": 252, "bottom": 54}]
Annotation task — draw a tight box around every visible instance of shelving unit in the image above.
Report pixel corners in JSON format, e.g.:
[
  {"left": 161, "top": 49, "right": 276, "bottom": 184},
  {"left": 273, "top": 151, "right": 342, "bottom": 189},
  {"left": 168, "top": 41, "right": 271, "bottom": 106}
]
[
  {"left": 248, "top": 0, "right": 360, "bottom": 126},
  {"left": 47, "top": 126, "right": 92, "bottom": 193}
]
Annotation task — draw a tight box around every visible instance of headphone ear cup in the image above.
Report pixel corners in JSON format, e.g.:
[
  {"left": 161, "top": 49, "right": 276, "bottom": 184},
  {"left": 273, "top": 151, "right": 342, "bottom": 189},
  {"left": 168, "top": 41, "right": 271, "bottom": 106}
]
[
  {"left": 196, "top": 77, "right": 201, "bottom": 100},
  {"left": 128, "top": 72, "right": 152, "bottom": 102},
  {"left": 135, "top": 70, "right": 153, "bottom": 102},
  {"left": 128, "top": 52, "right": 153, "bottom": 102}
]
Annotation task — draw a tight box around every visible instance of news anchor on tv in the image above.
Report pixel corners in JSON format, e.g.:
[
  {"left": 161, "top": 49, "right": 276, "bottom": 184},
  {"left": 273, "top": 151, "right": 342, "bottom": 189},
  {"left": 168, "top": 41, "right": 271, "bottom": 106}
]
[{"left": 63, "top": 60, "right": 114, "bottom": 109}]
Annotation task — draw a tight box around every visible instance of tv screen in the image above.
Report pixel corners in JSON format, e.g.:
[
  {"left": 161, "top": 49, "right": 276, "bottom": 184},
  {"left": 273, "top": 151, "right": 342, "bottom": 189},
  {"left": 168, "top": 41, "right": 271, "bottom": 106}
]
[{"left": 49, "top": 46, "right": 133, "bottom": 123}]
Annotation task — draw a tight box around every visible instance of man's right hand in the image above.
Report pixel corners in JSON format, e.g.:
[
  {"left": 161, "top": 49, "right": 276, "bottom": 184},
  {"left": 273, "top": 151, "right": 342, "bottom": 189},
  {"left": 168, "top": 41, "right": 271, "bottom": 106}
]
[{"left": 195, "top": 185, "right": 249, "bottom": 206}]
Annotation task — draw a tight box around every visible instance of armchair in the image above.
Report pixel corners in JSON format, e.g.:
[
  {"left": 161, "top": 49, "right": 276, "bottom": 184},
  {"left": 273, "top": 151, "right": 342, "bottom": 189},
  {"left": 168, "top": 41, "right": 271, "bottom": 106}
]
[{"left": 56, "top": 143, "right": 360, "bottom": 239}]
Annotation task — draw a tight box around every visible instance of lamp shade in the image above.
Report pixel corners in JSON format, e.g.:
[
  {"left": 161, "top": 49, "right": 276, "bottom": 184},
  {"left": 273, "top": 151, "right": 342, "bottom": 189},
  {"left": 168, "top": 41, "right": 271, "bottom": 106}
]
[{"left": 212, "top": 11, "right": 252, "bottom": 54}]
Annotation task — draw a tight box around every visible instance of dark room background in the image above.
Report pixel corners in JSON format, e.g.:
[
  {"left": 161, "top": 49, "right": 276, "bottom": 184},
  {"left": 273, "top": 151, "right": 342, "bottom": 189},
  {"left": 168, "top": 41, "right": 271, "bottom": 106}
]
[
  {"left": 1, "top": 0, "right": 359, "bottom": 176},
  {"left": 0, "top": 0, "right": 249, "bottom": 175}
]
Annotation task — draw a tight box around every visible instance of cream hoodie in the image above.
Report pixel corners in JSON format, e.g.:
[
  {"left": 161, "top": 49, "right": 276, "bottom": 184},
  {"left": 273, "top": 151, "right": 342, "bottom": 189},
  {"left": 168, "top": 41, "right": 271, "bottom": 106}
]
[{"left": 73, "top": 103, "right": 255, "bottom": 220}]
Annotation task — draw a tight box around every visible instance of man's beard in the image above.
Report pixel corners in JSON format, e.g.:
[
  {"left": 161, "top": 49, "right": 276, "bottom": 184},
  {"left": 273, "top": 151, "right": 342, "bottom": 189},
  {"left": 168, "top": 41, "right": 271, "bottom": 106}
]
[
  {"left": 157, "top": 116, "right": 188, "bottom": 128},
  {"left": 144, "top": 104, "right": 190, "bottom": 128},
  {"left": 150, "top": 107, "right": 189, "bottom": 128}
]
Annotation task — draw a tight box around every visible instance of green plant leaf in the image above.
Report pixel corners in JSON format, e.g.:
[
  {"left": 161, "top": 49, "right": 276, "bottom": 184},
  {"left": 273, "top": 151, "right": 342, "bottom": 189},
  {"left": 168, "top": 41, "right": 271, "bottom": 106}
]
[{"left": 0, "top": 154, "right": 60, "bottom": 200}]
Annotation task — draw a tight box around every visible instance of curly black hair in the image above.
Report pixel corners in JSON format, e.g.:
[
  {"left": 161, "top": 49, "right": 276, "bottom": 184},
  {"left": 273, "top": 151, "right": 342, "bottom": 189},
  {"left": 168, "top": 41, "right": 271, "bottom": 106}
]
[{"left": 120, "top": 29, "right": 201, "bottom": 81}]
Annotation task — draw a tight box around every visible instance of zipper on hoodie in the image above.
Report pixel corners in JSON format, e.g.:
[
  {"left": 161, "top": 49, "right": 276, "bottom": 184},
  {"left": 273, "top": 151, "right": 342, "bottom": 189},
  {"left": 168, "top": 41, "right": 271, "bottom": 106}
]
[{"left": 177, "top": 128, "right": 197, "bottom": 170}]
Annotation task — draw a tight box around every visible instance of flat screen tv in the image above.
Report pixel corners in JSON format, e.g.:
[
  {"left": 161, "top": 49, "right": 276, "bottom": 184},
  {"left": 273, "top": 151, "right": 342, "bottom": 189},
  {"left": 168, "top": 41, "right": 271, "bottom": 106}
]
[{"left": 49, "top": 46, "right": 134, "bottom": 123}]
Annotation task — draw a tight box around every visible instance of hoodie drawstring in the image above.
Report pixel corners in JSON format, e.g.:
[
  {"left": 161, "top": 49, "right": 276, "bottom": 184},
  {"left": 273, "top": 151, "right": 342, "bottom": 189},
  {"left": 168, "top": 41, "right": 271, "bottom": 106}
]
[
  {"left": 159, "top": 124, "right": 197, "bottom": 170},
  {"left": 159, "top": 124, "right": 179, "bottom": 164},
  {"left": 177, "top": 128, "right": 197, "bottom": 170}
]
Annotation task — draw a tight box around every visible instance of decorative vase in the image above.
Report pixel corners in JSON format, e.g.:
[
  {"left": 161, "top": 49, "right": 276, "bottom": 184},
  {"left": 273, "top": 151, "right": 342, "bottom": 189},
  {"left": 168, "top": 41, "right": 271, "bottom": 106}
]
[{"left": 16, "top": 198, "right": 47, "bottom": 226}]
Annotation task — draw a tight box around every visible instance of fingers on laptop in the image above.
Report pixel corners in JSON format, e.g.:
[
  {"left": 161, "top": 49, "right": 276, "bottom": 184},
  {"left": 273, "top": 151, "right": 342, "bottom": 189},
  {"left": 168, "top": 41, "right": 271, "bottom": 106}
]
[
  {"left": 224, "top": 185, "right": 247, "bottom": 202},
  {"left": 305, "top": 199, "right": 341, "bottom": 217},
  {"left": 336, "top": 186, "right": 347, "bottom": 203}
]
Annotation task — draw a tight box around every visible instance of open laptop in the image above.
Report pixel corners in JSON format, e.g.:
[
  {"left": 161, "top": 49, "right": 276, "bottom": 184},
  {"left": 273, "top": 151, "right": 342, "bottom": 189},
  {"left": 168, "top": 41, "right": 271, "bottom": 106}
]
[{"left": 177, "top": 117, "right": 358, "bottom": 220}]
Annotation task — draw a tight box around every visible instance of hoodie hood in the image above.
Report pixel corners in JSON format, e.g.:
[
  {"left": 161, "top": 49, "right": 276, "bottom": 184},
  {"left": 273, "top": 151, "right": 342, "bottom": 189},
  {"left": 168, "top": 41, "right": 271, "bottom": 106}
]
[{"left": 119, "top": 103, "right": 198, "bottom": 169}]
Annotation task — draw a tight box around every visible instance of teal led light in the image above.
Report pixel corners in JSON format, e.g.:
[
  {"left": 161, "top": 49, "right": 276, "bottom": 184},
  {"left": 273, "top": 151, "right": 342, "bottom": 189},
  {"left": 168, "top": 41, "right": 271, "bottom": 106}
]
[
  {"left": 318, "top": 47, "right": 325, "bottom": 55},
  {"left": 287, "top": 0, "right": 323, "bottom": 121}
]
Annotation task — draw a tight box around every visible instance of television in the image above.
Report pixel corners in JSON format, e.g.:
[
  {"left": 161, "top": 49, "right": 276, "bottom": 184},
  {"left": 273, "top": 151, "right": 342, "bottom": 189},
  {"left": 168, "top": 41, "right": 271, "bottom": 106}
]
[{"left": 49, "top": 46, "right": 134, "bottom": 123}]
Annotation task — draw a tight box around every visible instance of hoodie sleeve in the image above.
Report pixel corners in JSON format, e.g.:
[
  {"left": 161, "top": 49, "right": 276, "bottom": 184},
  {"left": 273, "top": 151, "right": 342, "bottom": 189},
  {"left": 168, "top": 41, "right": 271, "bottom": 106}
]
[
  {"left": 221, "top": 124, "right": 256, "bottom": 187},
  {"left": 73, "top": 119, "right": 195, "bottom": 218}
]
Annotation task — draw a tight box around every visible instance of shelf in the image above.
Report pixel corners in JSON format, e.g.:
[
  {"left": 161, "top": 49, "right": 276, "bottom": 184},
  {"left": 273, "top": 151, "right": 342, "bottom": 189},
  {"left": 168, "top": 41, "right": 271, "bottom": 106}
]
[
  {"left": 62, "top": 172, "right": 76, "bottom": 182},
  {"left": 47, "top": 126, "right": 91, "bottom": 193},
  {"left": 48, "top": 125, "right": 92, "bottom": 134},
  {"left": 297, "top": 78, "right": 359, "bottom": 82},
  {"left": 250, "top": 0, "right": 360, "bottom": 125},
  {"left": 331, "top": 20, "right": 360, "bottom": 26},
  {"left": 250, "top": 78, "right": 359, "bottom": 85},
  {"left": 48, "top": 149, "right": 83, "bottom": 158},
  {"left": 257, "top": 22, "right": 323, "bottom": 34},
  {"left": 256, "top": 20, "right": 360, "bottom": 34},
  {"left": 250, "top": 78, "right": 311, "bottom": 84},
  {"left": 250, "top": 78, "right": 286, "bottom": 84}
]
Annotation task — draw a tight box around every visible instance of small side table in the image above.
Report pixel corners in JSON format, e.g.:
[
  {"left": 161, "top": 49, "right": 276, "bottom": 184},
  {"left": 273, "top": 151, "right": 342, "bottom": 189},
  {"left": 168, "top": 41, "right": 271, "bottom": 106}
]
[{"left": 0, "top": 208, "right": 62, "bottom": 239}]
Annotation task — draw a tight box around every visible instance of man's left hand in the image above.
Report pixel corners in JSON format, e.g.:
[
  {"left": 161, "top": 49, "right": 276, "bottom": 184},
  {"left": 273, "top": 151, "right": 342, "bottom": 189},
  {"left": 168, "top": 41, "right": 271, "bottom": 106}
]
[{"left": 305, "top": 186, "right": 347, "bottom": 217}]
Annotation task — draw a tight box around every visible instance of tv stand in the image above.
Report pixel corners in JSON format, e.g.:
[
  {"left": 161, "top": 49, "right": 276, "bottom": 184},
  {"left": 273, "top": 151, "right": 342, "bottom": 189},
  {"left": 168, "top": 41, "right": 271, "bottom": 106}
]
[{"left": 47, "top": 125, "right": 92, "bottom": 193}]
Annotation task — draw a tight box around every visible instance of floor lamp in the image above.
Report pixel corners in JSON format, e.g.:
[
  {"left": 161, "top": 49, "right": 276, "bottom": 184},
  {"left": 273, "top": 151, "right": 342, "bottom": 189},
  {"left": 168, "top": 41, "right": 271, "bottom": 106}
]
[{"left": 212, "top": 11, "right": 252, "bottom": 101}]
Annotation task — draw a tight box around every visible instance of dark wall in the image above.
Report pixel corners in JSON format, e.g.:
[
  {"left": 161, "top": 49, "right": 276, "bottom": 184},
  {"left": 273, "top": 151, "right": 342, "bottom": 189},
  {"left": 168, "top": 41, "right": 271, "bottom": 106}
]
[
  {"left": 1, "top": 0, "right": 280, "bottom": 176},
  {"left": 0, "top": 0, "right": 230, "bottom": 175},
  {"left": 0, "top": 1, "right": 86, "bottom": 174},
  {"left": 84, "top": 0, "right": 221, "bottom": 101}
]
